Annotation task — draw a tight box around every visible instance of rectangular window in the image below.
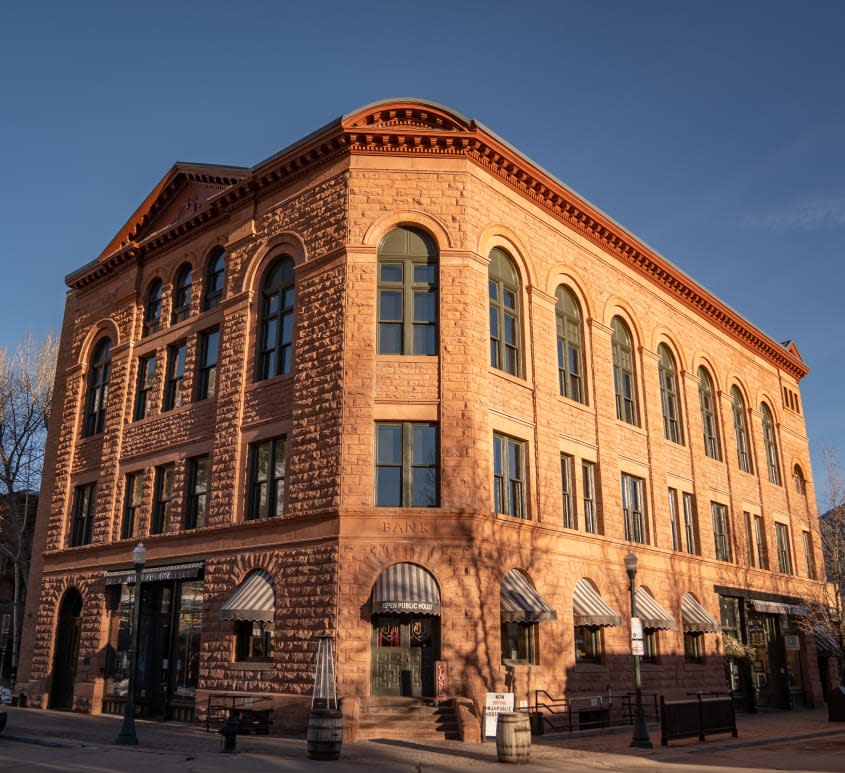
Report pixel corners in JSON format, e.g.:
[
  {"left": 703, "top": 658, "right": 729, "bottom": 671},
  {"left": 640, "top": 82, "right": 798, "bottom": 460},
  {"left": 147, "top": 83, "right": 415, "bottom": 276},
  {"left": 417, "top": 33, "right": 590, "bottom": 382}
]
[
  {"left": 185, "top": 455, "right": 209, "bottom": 529},
  {"left": 582, "top": 461, "right": 598, "bottom": 534},
  {"left": 151, "top": 463, "right": 175, "bottom": 534},
  {"left": 493, "top": 433, "right": 526, "bottom": 518},
  {"left": 575, "top": 626, "right": 602, "bottom": 664},
  {"left": 684, "top": 632, "right": 704, "bottom": 664},
  {"left": 642, "top": 629, "right": 659, "bottom": 665},
  {"left": 196, "top": 327, "right": 219, "bottom": 400},
  {"left": 682, "top": 493, "right": 698, "bottom": 555},
  {"left": 375, "top": 422, "right": 439, "bottom": 507},
  {"left": 133, "top": 355, "right": 156, "bottom": 420},
  {"left": 70, "top": 482, "right": 96, "bottom": 547},
  {"left": 247, "top": 436, "right": 287, "bottom": 519},
  {"left": 744, "top": 511, "right": 755, "bottom": 566},
  {"left": 754, "top": 515, "right": 769, "bottom": 570},
  {"left": 163, "top": 341, "right": 187, "bottom": 411},
  {"left": 235, "top": 621, "right": 273, "bottom": 662},
  {"left": 669, "top": 488, "right": 681, "bottom": 551},
  {"left": 561, "top": 454, "right": 574, "bottom": 529},
  {"left": 500, "top": 621, "right": 537, "bottom": 665},
  {"left": 711, "top": 502, "right": 731, "bottom": 562},
  {"left": 621, "top": 473, "right": 647, "bottom": 543},
  {"left": 802, "top": 530, "right": 816, "bottom": 579},
  {"left": 775, "top": 522, "right": 792, "bottom": 574},
  {"left": 121, "top": 471, "right": 144, "bottom": 540}
]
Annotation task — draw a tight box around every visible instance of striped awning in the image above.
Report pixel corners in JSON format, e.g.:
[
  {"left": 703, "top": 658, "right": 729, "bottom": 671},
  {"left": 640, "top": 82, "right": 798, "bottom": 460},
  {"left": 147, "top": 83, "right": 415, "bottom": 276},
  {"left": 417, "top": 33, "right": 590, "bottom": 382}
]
[
  {"left": 813, "top": 626, "right": 841, "bottom": 656},
  {"left": 635, "top": 587, "right": 676, "bottom": 630},
  {"left": 500, "top": 570, "right": 557, "bottom": 623},
  {"left": 220, "top": 570, "right": 274, "bottom": 622},
  {"left": 681, "top": 593, "right": 721, "bottom": 633},
  {"left": 104, "top": 561, "right": 204, "bottom": 585},
  {"left": 372, "top": 563, "right": 441, "bottom": 616},
  {"left": 573, "top": 579, "right": 621, "bottom": 627},
  {"left": 751, "top": 599, "right": 810, "bottom": 617}
]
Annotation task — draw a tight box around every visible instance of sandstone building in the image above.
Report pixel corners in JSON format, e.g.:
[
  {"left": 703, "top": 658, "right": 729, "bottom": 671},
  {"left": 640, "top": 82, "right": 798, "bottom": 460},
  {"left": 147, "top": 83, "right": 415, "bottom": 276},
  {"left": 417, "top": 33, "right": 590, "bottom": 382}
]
[{"left": 17, "top": 99, "right": 833, "bottom": 729}]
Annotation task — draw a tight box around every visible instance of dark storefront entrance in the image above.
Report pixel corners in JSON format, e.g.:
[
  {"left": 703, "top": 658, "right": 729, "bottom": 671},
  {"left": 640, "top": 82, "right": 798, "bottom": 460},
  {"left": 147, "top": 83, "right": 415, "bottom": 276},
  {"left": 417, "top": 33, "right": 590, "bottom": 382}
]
[
  {"left": 49, "top": 589, "right": 83, "bottom": 710},
  {"left": 104, "top": 563, "right": 203, "bottom": 720}
]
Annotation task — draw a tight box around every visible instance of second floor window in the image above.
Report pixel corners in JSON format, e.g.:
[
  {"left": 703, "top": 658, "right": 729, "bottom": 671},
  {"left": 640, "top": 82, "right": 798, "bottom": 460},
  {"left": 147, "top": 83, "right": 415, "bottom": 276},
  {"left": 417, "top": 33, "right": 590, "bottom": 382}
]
[
  {"left": 151, "top": 463, "right": 175, "bottom": 534},
  {"left": 375, "top": 422, "right": 438, "bottom": 507},
  {"left": 754, "top": 514, "right": 769, "bottom": 569},
  {"left": 258, "top": 257, "right": 295, "bottom": 380},
  {"left": 712, "top": 502, "right": 731, "bottom": 561},
  {"left": 561, "top": 454, "right": 574, "bottom": 528},
  {"left": 122, "top": 472, "right": 144, "bottom": 540},
  {"left": 247, "top": 436, "right": 287, "bottom": 519},
  {"left": 84, "top": 338, "right": 112, "bottom": 437},
  {"left": 196, "top": 328, "right": 219, "bottom": 400},
  {"left": 204, "top": 247, "right": 226, "bottom": 310},
  {"left": 488, "top": 248, "right": 521, "bottom": 376},
  {"left": 493, "top": 433, "right": 526, "bottom": 518},
  {"left": 172, "top": 264, "right": 193, "bottom": 322},
  {"left": 134, "top": 354, "right": 156, "bottom": 421},
  {"left": 682, "top": 492, "right": 698, "bottom": 554},
  {"left": 658, "top": 344, "right": 682, "bottom": 443},
  {"left": 70, "top": 482, "right": 96, "bottom": 547},
  {"left": 731, "top": 386, "right": 753, "bottom": 473},
  {"left": 698, "top": 367, "right": 721, "bottom": 460},
  {"left": 669, "top": 488, "right": 681, "bottom": 551},
  {"left": 185, "top": 455, "right": 209, "bottom": 529},
  {"left": 612, "top": 317, "right": 637, "bottom": 425},
  {"left": 377, "top": 227, "right": 438, "bottom": 355},
  {"left": 803, "top": 530, "right": 816, "bottom": 579},
  {"left": 555, "top": 286, "right": 584, "bottom": 402},
  {"left": 621, "top": 473, "right": 647, "bottom": 543},
  {"left": 775, "top": 522, "right": 792, "bottom": 574},
  {"left": 163, "top": 341, "right": 187, "bottom": 410},
  {"left": 582, "top": 461, "right": 598, "bottom": 534},
  {"left": 761, "top": 403, "right": 781, "bottom": 485}
]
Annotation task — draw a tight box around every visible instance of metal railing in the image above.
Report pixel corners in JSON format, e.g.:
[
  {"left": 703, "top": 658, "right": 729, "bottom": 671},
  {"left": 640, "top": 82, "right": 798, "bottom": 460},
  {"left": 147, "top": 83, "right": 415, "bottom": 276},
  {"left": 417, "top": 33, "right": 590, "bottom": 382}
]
[{"left": 530, "top": 690, "right": 660, "bottom": 734}]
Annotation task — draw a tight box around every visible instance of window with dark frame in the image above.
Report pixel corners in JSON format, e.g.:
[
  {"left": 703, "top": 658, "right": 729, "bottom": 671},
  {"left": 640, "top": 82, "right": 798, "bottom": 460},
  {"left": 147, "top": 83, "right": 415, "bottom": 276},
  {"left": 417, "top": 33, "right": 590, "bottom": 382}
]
[
  {"left": 761, "top": 403, "right": 781, "bottom": 485},
  {"left": 257, "top": 256, "right": 295, "bottom": 380},
  {"left": 163, "top": 341, "right": 187, "bottom": 411},
  {"left": 555, "top": 286, "right": 584, "bottom": 403},
  {"left": 84, "top": 338, "right": 112, "bottom": 436},
  {"left": 743, "top": 511, "right": 755, "bottom": 566},
  {"left": 684, "top": 632, "right": 704, "bottom": 664},
  {"left": 172, "top": 263, "right": 193, "bottom": 323},
  {"left": 793, "top": 464, "right": 807, "bottom": 495},
  {"left": 642, "top": 629, "right": 659, "bottom": 665},
  {"left": 196, "top": 327, "right": 219, "bottom": 401},
  {"left": 377, "top": 227, "right": 438, "bottom": 356},
  {"left": 235, "top": 620, "right": 273, "bottom": 662},
  {"left": 134, "top": 354, "right": 156, "bottom": 421},
  {"left": 144, "top": 279, "right": 163, "bottom": 336},
  {"left": 698, "top": 367, "right": 721, "bottom": 460},
  {"left": 493, "top": 433, "right": 526, "bottom": 518},
  {"left": 621, "top": 472, "right": 647, "bottom": 543},
  {"left": 121, "top": 471, "right": 144, "bottom": 540},
  {"left": 669, "top": 488, "right": 681, "bottom": 551},
  {"left": 754, "top": 514, "right": 769, "bottom": 570},
  {"left": 70, "top": 482, "right": 96, "bottom": 547},
  {"left": 582, "top": 461, "right": 598, "bottom": 534},
  {"left": 658, "top": 344, "right": 682, "bottom": 443},
  {"left": 488, "top": 248, "right": 521, "bottom": 377},
  {"left": 500, "top": 621, "right": 537, "bottom": 665},
  {"left": 185, "top": 455, "right": 209, "bottom": 529},
  {"left": 151, "top": 463, "right": 175, "bottom": 534},
  {"left": 711, "top": 502, "right": 732, "bottom": 562},
  {"left": 803, "top": 530, "right": 817, "bottom": 579},
  {"left": 375, "top": 422, "right": 438, "bottom": 507},
  {"left": 561, "top": 453, "right": 575, "bottom": 529},
  {"left": 247, "top": 436, "right": 287, "bottom": 520},
  {"left": 775, "top": 522, "right": 792, "bottom": 574},
  {"left": 575, "top": 625, "right": 602, "bottom": 664},
  {"left": 204, "top": 247, "right": 226, "bottom": 310},
  {"left": 611, "top": 317, "right": 637, "bottom": 425},
  {"left": 682, "top": 492, "right": 698, "bottom": 555},
  {"left": 731, "top": 386, "right": 753, "bottom": 473}
]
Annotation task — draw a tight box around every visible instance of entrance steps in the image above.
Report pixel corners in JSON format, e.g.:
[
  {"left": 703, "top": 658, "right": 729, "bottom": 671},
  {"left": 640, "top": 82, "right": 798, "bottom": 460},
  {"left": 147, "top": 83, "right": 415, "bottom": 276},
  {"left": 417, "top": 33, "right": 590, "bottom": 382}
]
[{"left": 358, "top": 696, "right": 460, "bottom": 741}]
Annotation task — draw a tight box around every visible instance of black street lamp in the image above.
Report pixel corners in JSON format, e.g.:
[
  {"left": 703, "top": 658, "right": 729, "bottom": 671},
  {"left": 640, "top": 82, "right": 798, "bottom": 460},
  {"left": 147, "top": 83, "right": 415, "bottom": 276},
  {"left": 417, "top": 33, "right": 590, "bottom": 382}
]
[
  {"left": 116, "top": 542, "right": 147, "bottom": 745},
  {"left": 623, "top": 550, "right": 653, "bottom": 749}
]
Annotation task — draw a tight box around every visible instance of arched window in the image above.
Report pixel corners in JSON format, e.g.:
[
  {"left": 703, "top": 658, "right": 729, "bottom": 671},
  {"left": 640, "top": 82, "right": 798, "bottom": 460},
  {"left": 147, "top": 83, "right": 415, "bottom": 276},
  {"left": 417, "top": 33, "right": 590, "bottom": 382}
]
[
  {"left": 793, "top": 464, "right": 806, "bottom": 495},
  {"left": 761, "top": 403, "right": 781, "bottom": 485},
  {"left": 658, "top": 344, "right": 682, "bottom": 443},
  {"left": 257, "top": 256, "right": 295, "bottom": 380},
  {"left": 377, "top": 227, "right": 438, "bottom": 355},
  {"left": 171, "top": 263, "right": 193, "bottom": 322},
  {"left": 488, "top": 248, "right": 521, "bottom": 377},
  {"left": 83, "top": 337, "right": 112, "bottom": 436},
  {"left": 144, "top": 279, "right": 163, "bottom": 336},
  {"left": 611, "top": 317, "right": 637, "bottom": 425},
  {"left": 731, "top": 386, "right": 753, "bottom": 473},
  {"left": 698, "top": 367, "right": 721, "bottom": 460},
  {"left": 555, "top": 286, "right": 584, "bottom": 403},
  {"left": 204, "top": 247, "right": 226, "bottom": 310}
]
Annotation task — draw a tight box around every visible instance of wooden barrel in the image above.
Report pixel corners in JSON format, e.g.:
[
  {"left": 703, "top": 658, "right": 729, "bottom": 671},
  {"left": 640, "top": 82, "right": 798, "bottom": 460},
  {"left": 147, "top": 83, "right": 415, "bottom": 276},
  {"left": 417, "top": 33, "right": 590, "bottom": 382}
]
[
  {"left": 496, "top": 711, "right": 531, "bottom": 764},
  {"left": 307, "top": 708, "right": 343, "bottom": 760}
]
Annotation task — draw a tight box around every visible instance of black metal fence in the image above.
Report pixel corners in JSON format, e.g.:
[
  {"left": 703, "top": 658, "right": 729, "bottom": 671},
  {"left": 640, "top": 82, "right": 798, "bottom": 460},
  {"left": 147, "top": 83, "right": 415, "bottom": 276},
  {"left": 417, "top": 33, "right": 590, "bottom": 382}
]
[
  {"left": 659, "top": 692, "right": 737, "bottom": 745},
  {"left": 529, "top": 690, "right": 660, "bottom": 734}
]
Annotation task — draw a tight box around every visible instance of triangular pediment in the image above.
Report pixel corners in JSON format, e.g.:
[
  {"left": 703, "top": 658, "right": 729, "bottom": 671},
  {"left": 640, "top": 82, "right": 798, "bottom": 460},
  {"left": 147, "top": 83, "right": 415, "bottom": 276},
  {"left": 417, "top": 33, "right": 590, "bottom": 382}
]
[
  {"left": 342, "top": 99, "right": 473, "bottom": 134},
  {"left": 97, "top": 163, "right": 248, "bottom": 262},
  {"left": 781, "top": 340, "right": 804, "bottom": 361}
]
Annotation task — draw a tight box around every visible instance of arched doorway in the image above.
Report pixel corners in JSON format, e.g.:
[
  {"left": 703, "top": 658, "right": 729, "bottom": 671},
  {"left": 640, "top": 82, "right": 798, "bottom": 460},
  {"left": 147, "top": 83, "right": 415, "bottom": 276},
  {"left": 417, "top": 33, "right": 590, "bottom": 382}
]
[
  {"left": 370, "top": 563, "right": 440, "bottom": 697},
  {"left": 49, "top": 589, "right": 83, "bottom": 710}
]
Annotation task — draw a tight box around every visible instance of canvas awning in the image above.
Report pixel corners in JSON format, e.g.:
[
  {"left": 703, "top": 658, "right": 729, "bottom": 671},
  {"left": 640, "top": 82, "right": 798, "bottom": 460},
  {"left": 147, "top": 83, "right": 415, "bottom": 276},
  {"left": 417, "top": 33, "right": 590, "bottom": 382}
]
[
  {"left": 371, "top": 563, "right": 441, "bottom": 615},
  {"left": 573, "top": 579, "right": 621, "bottom": 627},
  {"left": 220, "top": 570, "right": 274, "bottom": 622},
  {"left": 750, "top": 599, "right": 810, "bottom": 617},
  {"left": 635, "top": 587, "right": 676, "bottom": 630},
  {"left": 500, "top": 570, "right": 557, "bottom": 623},
  {"left": 104, "top": 561, "right": 204, "bottom": 585},
  {"left": 681, "top": 593, "right": 721, "bottom": 633},
  {"left": 813, "top": 626, "right": 841, "bottom": 656}
]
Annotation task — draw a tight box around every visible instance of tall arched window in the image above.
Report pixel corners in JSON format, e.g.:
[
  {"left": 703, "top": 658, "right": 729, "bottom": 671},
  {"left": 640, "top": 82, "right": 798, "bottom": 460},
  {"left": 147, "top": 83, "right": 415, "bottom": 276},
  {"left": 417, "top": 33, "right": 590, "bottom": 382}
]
[
  {"left": 761, "top": 403, "right": 781, "bottom": 485},
  {"left": 731, "top": 386, "right": 753, "bottom": 473},
  {"left": 555, "top": 286, "right": 584, "bottom": 403},
  {"left": 698, "top": 367, "right": 721, "bottom": 460},
  {"left": 658, "top": 344, "right": 682, "bottom": 443},
  {"left": 488, "top": 248, "right": 521, "bottom": 377},
  {"left": 793, "top": 464, "right": 806, "bottom": 495},
  {"left": 144, "top": 279, "right": 163, "bottom": 336},
  {"left": 171, "top": 263, "right": 193, "bottom": 322},
  {"left": 204, "top": 247, "right": 226, "bottom": 310},
  {"left": 257, "top": 256, "right": 295, "bottom": 380},
  {"left": 377, "top": 227, "right": 438, "bottom": 355},
  {"left": 83, "top": 337, "right": 112, "bottom": 436},
  {"left": 611, "top": 317, "right": 637, "bottom": 425}
]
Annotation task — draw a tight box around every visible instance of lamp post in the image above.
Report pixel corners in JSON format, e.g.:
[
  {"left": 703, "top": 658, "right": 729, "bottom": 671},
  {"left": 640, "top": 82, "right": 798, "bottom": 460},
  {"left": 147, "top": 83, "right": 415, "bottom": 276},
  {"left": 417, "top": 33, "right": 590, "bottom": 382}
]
[
  {"left": 623, "top": 550, "right": 653, "bottom": 748},
  {"left": 116, "top": 542, "right": 147, "bottom": 745}
]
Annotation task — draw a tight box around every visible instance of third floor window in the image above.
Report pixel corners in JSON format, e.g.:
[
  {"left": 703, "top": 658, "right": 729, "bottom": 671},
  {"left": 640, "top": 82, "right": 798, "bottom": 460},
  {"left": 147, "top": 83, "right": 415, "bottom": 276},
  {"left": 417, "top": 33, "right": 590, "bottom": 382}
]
[
  {"left": 257, "top": 256, "right": 295, "bottom": 380},
  {"left": 488, "top": 248, "right": 521, "bottom": 377}
]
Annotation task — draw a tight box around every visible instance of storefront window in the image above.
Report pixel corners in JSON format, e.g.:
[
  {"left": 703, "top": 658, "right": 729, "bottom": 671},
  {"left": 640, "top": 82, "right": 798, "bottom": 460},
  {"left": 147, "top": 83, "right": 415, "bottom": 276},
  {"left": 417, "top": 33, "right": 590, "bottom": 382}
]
[{"left": 575, "top": 626, "right": 602, "bottom": 664}]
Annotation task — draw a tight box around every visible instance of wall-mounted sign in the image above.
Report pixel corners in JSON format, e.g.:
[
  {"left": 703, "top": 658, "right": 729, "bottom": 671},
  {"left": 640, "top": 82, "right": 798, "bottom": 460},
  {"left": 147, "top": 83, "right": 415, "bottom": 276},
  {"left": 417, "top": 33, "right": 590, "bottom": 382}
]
[{"left": 784, "top": 634, "right": 800, "bottom": 651}]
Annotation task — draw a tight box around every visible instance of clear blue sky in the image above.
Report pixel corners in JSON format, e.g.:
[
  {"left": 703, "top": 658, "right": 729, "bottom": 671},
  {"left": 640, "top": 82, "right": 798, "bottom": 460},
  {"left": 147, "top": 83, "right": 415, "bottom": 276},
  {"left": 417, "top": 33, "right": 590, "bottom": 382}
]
[{"left": 2, "top": 1, "right": 844, "bottom": 505}]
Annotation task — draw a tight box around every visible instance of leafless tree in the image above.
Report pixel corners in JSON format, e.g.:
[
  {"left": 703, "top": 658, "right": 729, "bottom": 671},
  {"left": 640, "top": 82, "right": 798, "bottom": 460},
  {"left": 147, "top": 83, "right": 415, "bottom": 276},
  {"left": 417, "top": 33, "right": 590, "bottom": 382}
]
[
  {"left": 818, "top": 448, "right": 845, "bottom": 670},
  {"left": 0, "top": 332, "right": 57, "bottom": 683}
]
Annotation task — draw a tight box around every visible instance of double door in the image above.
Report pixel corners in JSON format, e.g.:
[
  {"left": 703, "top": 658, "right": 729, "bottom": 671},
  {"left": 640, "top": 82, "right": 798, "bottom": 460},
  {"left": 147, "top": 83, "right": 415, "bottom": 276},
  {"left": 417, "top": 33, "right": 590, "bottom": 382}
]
[{"left": 371, "top": 616, "right": 438, "bottom": 697}]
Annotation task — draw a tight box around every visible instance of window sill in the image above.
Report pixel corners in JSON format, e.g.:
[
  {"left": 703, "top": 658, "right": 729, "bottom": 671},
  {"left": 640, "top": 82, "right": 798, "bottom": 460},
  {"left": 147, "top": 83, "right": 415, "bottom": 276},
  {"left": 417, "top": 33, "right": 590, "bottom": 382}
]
[{"left": 229, "top": 661, "right": 271, "bottom": 670}]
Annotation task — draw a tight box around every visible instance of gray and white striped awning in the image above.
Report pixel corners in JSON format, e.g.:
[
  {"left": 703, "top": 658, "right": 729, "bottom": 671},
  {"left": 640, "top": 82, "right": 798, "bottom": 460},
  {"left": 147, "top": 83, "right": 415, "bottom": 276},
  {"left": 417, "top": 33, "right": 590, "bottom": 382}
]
[
  {"left": 573, "top": 579, "right": 621, "bottom": 627},
  {"left": 635, "top": 587, "right": 676, "bottom": 630},
  {"left": 104, "top": 561, "right": 204, "bottom": 585},
  {"left": 813, "top": 626, "right": 841, "bottom": 656},
  {"left": 680, "top": 593, "right": 721, "bottom": 633},
  {"left": 751, "top": 599, "right": 810, "bottom": 617},
  {"left": 372, "top": 563, "right": 441, "bottom": 616},
  {"left": 220, "top": 570, "right": 274, "bottom": 622},
  {"left": 500, "top": 570, "right": 557, "bottom": 623}
]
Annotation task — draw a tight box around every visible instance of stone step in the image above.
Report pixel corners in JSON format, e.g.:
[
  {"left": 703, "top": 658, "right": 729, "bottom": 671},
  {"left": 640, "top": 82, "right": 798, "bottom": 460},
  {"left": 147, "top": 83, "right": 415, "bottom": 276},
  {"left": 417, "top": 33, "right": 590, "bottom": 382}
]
[{"left": 358, "top": 698, "right": 460, "bottom": 741}]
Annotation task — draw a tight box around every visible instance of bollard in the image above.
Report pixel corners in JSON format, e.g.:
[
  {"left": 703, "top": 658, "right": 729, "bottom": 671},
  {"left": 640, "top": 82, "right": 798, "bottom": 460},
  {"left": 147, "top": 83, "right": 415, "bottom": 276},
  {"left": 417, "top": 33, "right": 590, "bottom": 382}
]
[{"left": 220, "top": 710, "right": 239, "bottom": 753}]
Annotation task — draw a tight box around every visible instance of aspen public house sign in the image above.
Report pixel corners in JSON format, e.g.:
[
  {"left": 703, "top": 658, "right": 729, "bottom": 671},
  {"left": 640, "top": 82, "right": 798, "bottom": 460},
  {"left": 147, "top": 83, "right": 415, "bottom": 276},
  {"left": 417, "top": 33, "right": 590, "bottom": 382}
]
[{"left": 379, "top": 600, "right": 437, "bottom": 613}]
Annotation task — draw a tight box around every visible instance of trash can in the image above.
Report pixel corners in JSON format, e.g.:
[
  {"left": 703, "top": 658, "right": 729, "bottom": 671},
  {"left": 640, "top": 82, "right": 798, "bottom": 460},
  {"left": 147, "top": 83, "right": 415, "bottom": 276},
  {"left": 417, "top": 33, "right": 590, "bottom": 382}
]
[
  {"left": 828, "top": 686, "right": 845, "bottom": 722},
  {"left": 529, "top": 711, "right": 544, "bottom": 736}
]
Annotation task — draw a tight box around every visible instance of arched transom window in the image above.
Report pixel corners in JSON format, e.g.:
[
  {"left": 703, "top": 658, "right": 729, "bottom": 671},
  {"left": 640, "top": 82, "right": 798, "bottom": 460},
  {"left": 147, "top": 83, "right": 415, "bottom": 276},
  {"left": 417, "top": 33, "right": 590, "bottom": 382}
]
[
  {"left": 257, "top": 256, "right": 295, "bottom": 380},
  {"left": 488, "top": 248, "right": 521, "bottom": 377},
  {"left": 555, "top": 286, "right": 584, "bottom": 403}
]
